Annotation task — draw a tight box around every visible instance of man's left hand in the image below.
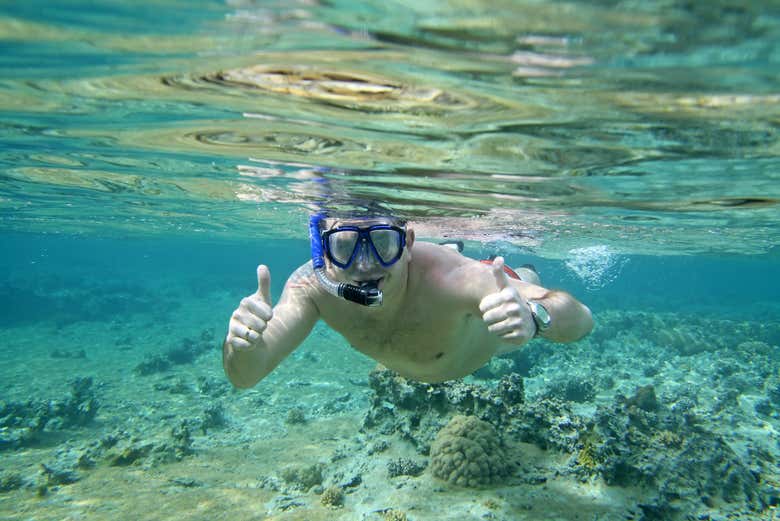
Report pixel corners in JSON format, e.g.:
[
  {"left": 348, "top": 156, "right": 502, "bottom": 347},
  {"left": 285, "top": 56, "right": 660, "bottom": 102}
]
[{"left": 479, "top": 256, "right": 536, "bottom": 345}]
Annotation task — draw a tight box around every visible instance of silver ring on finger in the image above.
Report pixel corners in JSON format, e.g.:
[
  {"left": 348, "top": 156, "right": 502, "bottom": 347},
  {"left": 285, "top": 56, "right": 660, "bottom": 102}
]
[{"left": 244, "top": 327, "right": 252, "bottom": 340}]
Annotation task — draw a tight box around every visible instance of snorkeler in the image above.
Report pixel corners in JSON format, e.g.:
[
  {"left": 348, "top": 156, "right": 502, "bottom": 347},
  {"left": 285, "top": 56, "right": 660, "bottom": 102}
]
[{"left": 223, "top": 215, "right": 593, "bottom": 386}]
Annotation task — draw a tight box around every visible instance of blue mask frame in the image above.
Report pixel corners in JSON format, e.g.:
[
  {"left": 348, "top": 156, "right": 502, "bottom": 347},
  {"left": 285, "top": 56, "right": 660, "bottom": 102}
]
[{"left": 322, "top": 224, "right": 406, "bottom": 269}]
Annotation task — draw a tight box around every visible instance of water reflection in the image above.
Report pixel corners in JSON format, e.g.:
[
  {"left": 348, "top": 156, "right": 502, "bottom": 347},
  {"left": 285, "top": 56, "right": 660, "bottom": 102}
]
[{"left": 0, "top": 0, "right": 777, "bottom": 255}]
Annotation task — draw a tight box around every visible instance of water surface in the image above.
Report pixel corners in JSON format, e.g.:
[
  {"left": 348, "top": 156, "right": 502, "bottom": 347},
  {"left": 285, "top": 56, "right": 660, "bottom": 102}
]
[{"left": 1, "top": 0, "right": 778, "bottom": 255}]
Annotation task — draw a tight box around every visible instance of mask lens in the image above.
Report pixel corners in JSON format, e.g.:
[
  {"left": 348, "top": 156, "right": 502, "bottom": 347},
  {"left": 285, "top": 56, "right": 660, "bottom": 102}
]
[
  {"left": 327, "top": 230, "right": 360, "bottom": 266},
  {"left": 369, "top": 228, "right": 402, "bottom": 264}
]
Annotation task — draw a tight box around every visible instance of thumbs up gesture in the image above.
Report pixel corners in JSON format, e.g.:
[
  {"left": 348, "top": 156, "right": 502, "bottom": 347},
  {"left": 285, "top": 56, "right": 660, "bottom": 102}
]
[
  {"left": 478, "top": 257, "right": 535, "bottom": 345},
  {"left": 227, "top": 265, "right": 274, "bottom": 351}
]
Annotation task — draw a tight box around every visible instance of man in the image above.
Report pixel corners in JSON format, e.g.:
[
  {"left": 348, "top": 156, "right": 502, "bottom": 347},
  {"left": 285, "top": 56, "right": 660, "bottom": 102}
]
[{"left": 223, "top": 216, "right": 593, "bottom": 387}]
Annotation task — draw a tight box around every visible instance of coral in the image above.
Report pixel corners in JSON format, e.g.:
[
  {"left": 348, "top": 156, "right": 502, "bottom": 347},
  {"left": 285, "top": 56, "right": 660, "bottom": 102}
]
[
  {"left": 544, "top": 377, "right": 597, "bottom": 403},
  {"left": 51, "top": 377, "right": 99, "bottom": 427},
  {"left": 133, "top": 354, "right": 171, "bottom": 376},
  {"left": 40, "top": 463, "right": 79, "bottom": 486},
  {"left": 363, "top": 368, "right": 585, "bottom": 458},
  {"left": 196, "top": 376, "right": 229, "bottom": 397},
  {"left": 166, "top": 343, "right": 197, "bottom": 365},
  {"left": 592, "top": 309, "right": 780, "bottom": 357},
  {"left": 280, "top": 463, "right": 324, "bottom": 491},
  {"left": 170, "top": 477, "right": 203, "bottom": 488},
  {"left": 362, "top": 368, "right": 524, "bottom": 452},
  {"left": 590, "top": 398, "right": 761, "bottom": 515},
  {"left": 366, "top": 439, "right": 390, "bottom": 455},
  {"left": 679, "top": 328, "right": 713, "bottom": 354},
  {"left": 496, "top": 373, "right": 524, "bottom": 405},
  {"left": 653, "top": 430, "right": 683, "bottom": 448},
  {"left": 430, "top": 415, "right": 513, "bottom": 487},
  {"left": 170, "top": 420, "right": 193, "bottom": 459},
  {"left": 483, "top": 497, "right": 501, "bottom": 510},
  {"left": 285, "top": 408, "right": 307, "bottom": 425},
  {"left": 267, "top": 494, "right": 305, "bottom": 513},
  {"left": 0, "top": 473, "right": 23, "bottom": 492},
  {"left": 153, "top": 378, "right": 191, "bottom": 394},
  {"left": 0, "top": 425, "right": 37, "bottom": 451},
  {"left": 0, "top": 377, "right": 99, "bottom": 450},
  {"left": 624, "top": 384, "right": 659, "bottom": 412},
  {"left": 380, "top": 510, "right": 408, "bottom": 521},
  {"left": 576, "top": 440, "right": 600, "bottom": 472},
  {"left": 320, "top": 485, "right": 345, "bottom": 507},
  {"left": 108, "top": 444, "right": 153, "bottom": 466},
  {"left": 201, "top": 404, "right": 227, "bottom": 433},
  {"left": 387, "top": 458, "right": 427, "bottom": 478},
  {"left": 508, "top": 397, "right": 585, "bottom": 452},
  {"left": 473, "top": 356, "right": 516, "bottom": 379},
  {"left": 133, "top": 331, "right": 216, "bottom": 376},
  {"left": 105, "top": 421, "right": 193, "bottom": 466},
  {"left": 755, "top": 398, "right": 773, "bottom": 416},
  {"left": 736, "top": 340, "right": 773, "bottom": 356}
]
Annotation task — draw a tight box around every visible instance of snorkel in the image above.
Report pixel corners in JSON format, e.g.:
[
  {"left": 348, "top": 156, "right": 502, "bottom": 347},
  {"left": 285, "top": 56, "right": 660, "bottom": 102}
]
[{"left": 309, "top": 214, "right": 383, "bottom": 306}]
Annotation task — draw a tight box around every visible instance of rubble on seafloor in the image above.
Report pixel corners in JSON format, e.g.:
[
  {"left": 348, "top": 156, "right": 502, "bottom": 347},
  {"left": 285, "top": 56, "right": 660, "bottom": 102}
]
[
  {"left": 1, "top": 419, "right": 198, "bottom": 497},
  {"left": 0, "top": 373, "right": 220, "bottom": 496},
  {"left": 133, "top": 329, "right": 216, "bottom": 376},
  {"left": 0, "top": 377, "right": 99, "bottom": 451}
]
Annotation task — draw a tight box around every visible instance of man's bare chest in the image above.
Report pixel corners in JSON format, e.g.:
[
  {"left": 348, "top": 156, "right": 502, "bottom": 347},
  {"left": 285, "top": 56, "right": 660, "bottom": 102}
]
[{"left": 330, "top": 305, "right": 480, "bottom": 363}]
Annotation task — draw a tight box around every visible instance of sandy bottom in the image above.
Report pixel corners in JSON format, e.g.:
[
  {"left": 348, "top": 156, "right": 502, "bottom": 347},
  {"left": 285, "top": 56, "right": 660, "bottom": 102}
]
[{"left": 1, "top": 416, "right": 641, "bottom": 521}]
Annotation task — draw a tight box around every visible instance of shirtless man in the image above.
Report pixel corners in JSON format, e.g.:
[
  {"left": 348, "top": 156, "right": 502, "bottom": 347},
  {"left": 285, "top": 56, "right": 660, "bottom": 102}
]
[{"left": 223, "top": 216, "right": 593, "bottom": 387}]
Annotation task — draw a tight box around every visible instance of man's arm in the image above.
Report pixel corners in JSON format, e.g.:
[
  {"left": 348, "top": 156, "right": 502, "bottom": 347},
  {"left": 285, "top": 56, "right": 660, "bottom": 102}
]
[
  {"left": 459, "top": 256, "right": 592, "bottom": 348},
  {"left": 517, "top": 287, "right": 593, "bottom": 343},
  {"left": 223, "top": 263, "right": 320, "bottom": 388}
]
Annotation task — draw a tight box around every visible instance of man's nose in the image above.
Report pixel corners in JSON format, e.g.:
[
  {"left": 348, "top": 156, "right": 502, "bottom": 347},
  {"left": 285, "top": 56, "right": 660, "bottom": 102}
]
[{"left": 354, "top": 240, "right": 375, "bottom": 270}]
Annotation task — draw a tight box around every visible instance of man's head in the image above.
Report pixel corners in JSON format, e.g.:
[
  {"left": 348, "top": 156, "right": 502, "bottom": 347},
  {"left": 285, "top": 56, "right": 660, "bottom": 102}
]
[{"left": 320, "top": 216, "right": 415, "bottom": 291}]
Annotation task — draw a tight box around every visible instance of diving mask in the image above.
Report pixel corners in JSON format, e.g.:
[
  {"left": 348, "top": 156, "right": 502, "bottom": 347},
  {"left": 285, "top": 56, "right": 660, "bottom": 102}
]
[{"left": 322, "top": 224, "right": 406, "bottom": 269}]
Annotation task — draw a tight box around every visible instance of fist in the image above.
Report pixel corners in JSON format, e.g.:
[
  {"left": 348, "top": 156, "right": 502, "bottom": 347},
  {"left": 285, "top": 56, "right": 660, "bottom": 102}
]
[
  {"left": 479, "top": 257, "right": 535, "bottom": 345},
  {"left": 226, "top": 265, "right": 273, "bottom": 351}
]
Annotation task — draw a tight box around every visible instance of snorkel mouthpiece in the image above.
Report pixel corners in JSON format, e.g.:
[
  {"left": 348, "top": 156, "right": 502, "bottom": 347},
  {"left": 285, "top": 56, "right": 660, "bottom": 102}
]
[
  {"left": 342, "top": 281, "right": 382, "bottom": 306},
  {"left": 309, "top": 214, "right": 383, "bottom": 307}
]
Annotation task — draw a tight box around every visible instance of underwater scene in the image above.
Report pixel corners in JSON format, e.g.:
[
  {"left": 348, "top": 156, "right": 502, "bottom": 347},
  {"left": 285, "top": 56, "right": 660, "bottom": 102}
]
[{"left": 1, "top": 1, "right": 780, "bottom": 520}]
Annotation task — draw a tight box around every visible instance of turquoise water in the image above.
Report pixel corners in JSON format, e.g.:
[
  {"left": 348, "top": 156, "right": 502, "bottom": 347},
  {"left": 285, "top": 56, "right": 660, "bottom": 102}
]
[{"left": 1, "top": 1, "right": 780, "bottom": 520}]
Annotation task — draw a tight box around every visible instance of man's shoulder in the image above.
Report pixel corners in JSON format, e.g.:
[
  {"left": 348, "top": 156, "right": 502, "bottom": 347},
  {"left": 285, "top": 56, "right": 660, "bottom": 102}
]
[
  {"left": 286, "top": 260, "right": 313, "bottom": 280},
  {"left": 411, "top": 241, "right": 457, "bottom": 267},
  {"left": 413, "top": 241, "right": 475, "bottom": 266},
  {"left": 410, "top": 242, "right": 483, "bottom": 286},
  {"left": 285, "top": 261, "right": 319, "bottom": 292}
]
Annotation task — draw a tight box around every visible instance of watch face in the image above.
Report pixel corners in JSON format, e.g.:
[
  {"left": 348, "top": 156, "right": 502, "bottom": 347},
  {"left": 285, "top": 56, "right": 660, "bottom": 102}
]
[{"left": 530, "top": 301, "right": 551, "bottom": 330}]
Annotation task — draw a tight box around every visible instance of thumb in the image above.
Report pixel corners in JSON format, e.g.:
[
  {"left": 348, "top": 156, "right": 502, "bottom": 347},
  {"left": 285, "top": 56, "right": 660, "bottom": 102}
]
[
  {"left": 491, "top": 256, "right": 511, "bottom": 291},
  {"left": 256, "top": 264, "right": 272, "bottom": 305}
]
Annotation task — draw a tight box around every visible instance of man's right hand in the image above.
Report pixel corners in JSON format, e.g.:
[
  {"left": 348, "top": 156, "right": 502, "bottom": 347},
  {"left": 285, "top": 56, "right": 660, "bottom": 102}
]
[{"left": 226, "top": 265, "right": 273, "bottom": 351}]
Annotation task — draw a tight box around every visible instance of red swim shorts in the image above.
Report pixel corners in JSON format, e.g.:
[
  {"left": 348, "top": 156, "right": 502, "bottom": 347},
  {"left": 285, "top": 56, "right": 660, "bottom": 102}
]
[{"left": 479, "top": 259, "right": 521, "bottom": 280}]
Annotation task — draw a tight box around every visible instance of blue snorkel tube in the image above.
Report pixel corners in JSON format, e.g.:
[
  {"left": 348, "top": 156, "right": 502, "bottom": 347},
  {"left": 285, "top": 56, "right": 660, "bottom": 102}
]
[{"left": 309, "top": 214, "right": 383, "bottom": 306}]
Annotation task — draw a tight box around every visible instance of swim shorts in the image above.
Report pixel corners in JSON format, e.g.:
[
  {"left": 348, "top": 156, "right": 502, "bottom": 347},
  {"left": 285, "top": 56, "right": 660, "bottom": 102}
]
[{"left": 479, "top": 259, "right": 521, "bottom": 280}]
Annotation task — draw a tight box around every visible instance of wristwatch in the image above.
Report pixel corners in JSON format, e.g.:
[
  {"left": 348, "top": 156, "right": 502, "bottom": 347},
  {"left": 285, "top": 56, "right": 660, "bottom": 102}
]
[{"left": 527, "top": 300, "right": 552, "bottom": 336}]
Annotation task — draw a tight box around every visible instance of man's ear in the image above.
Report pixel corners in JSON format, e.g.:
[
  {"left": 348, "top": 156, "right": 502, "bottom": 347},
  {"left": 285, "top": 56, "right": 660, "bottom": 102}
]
[{"left": 405, "top": 228, "right": 415, "bottom": 262}]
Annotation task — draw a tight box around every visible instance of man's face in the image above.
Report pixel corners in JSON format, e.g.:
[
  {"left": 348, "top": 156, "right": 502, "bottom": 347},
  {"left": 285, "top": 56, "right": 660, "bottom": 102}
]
[{"left": 323, "top": 217, "right": 413, "bottom": 291}]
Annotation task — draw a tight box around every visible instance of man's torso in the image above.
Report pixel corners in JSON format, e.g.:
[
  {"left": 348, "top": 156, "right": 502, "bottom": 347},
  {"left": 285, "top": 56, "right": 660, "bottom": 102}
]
[{"left": 314, "top": 243, "right": 501, "bottom": 382}]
